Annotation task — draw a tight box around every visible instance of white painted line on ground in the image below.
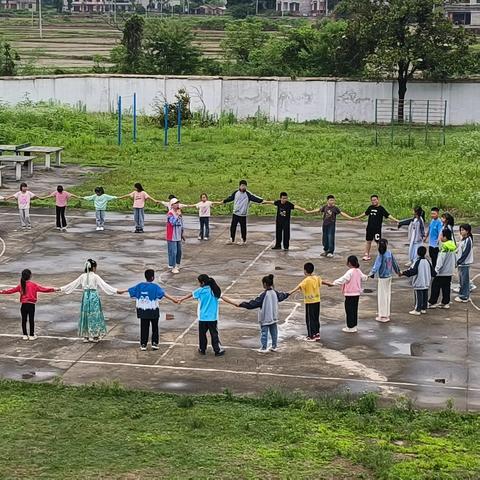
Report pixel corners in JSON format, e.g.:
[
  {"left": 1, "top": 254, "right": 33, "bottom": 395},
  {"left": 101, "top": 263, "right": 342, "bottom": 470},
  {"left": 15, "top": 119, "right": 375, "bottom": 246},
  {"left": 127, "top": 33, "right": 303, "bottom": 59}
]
[
  {"left": 0, "top": 236, "right": 5, "bottom": 259},
  {"left": 1, "top": 353, "right": 479, "bottom": 393},
  {"left": 158, "top": 239, "right": 275, "bottom": 362}
]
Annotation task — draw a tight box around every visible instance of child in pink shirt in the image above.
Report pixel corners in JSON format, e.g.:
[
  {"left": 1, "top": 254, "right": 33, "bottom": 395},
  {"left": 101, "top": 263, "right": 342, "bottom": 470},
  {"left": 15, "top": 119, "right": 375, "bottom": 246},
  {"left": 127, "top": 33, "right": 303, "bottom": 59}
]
[
  {"left": 121, "top": 183, "right": 159, "bottom": 233},
  {"left": 4, "top": 182, "right": 37, "bottom": 230},
  {"left": 0, "top": 268, "right": 58, "bottom": 340},
  {"left": 332, "top": 255, "right": 368, "bottom": 333},
  {"left": 42, "top": 185, "right": 78, "bottom": 231},
  {"left": 185, "top": 193, "right": 222, "bottom": 241}
]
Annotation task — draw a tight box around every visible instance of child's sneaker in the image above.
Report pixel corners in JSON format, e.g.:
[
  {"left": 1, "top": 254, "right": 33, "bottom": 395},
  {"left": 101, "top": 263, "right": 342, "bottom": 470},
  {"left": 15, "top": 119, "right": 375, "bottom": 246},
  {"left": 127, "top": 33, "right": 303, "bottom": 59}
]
[
  {"left": 438, "top": 303, "right": 450, "bottom": 309},
  {"left": 203, "top": 237, "right": 209, "bottom": 241},
  {"left": 342, "top": 327, "right": 358, "bottom": 333},
  {"left": 376, "top": 316, "right": 390, "bottom": 322},
  {"left": 362, "top": 254, "right": 371, "bottom": 261},
  {"left": 28, "top": 335, "right": 37, "bottom": 341},
  {"left": 314, "top": 333, "right": 321, "bottom": 342},
  {"left": 454, "top": 297, "right": 468, "bottom": 303},
  {"left": 215, "top": 350, "right": 225, "bottom": 357},
  {"left": 151, "top": 343, "right": 159, "bottom": 350},
  {"left": 409, "top": 310, "right": 421, "bottom": 316},
  {"left": 171, "top": 267, "right": 180, "bottom": 274},
  {"left": 427, "top": 303, "right": 438, "bottom": 309},
  {"left": 62, "top": 227, "right": 68, "bottom": 232},
  {"left": 56, "top": 227, "right": 61, "bottom": 230},
  {"left": 22, "top": 335, "right": 29, "bottom": 341},
  {"left": 326, "top": 253, "right": 334, "bottom": 258},
  {"left": 420, "top": 310, "right": 427, "bottom": 314},
  {"left": 95, "top": 227, "right": 101, "bottom": 231},
  {"left": 320, "top": 252, "right": 327, "bottom": 257},
  {"left": 269, "top": 346, "right": 279, "bottom": 352},
  {"left": 305, "top": 336, "right": 316, "bottom": 342},
  {"left": 256, "top": 348, "right": 269, "bottom": 353},
  {"left": 226, "top": 238, "right": 235, "bottom": 245},
  {"left": 83, "top": 337, "right": 90, "bottom": 343},
  {"left": 198, "top": 348, "right": 206, "bottom": 355},
  {"left": 140, "top": 345, "right": 147, "bottom": 351},
  {"left": 198, "top": 236, "right": 202, "bottom": 240}
]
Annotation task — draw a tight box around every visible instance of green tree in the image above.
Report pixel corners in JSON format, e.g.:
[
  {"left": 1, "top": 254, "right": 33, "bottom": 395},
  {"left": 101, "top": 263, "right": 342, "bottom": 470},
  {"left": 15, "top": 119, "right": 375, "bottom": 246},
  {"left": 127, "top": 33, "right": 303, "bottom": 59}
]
[
  {"left": 121, "top": 14, "right": 145, "bottom": 73},
  {"left": 221, "top": 20, "right": 268, "bottom": 72},
  {"left": 143, "top": 20, "right": 201, "bottom": 75},
  {"left": 0, "top": 41, "right": 20, "bottom": 76},
  {"left": 226, "top": 0, "right": 255, "bottom": 18},
  {"left": 338, "top": 0, "right": 476, "bottom": 120}
]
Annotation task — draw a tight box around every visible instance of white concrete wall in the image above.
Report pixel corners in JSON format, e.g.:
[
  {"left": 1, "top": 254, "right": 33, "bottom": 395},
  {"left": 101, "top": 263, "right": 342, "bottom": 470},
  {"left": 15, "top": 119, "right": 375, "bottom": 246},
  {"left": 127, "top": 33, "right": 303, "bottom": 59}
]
[{"left": 0, "top": 74, "right": 479, "bottom": 125}]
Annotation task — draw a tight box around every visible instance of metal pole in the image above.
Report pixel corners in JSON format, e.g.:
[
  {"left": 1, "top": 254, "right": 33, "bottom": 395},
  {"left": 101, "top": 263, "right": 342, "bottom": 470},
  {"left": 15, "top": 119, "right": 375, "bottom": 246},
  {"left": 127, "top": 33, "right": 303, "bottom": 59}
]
[
  {"left": 390, "top": 98, "right": 394, "bottom": 146},
  {"left": 374, "top": 98, "right": 378, "bottom": 146},
  {"left": 117, "top": 96, "right": 122, "bottom": 146},
  {"left": 38, "top": 0, "right": 43, "bottom": 39},
  {"left": 164, "top": 102, "right": 169, "bottom": 146},
  {"left": 177, "top": 101, "right": 182, "bottom": 144},
  {"left": 133, "top": 93, "right": 137, "bottom": 143},
  {"left": 255, "top": 0, "right": 259, "bottom": 14},
  {"left": 425, "top": 100, "right": 429, "bottom": 146},
  {"left": 443, "top": 100, "right": 447, "bottom": 145},
  {"left": 408, "top": 99, "right": 412, "bottom": 146}
]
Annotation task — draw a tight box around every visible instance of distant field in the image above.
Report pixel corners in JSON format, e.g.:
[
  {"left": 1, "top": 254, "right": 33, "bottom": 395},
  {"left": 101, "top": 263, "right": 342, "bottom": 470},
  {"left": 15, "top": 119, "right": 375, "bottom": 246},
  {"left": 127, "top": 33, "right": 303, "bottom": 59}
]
[{"left": 0, "top": 15, "right": 227, "bottom": 72}]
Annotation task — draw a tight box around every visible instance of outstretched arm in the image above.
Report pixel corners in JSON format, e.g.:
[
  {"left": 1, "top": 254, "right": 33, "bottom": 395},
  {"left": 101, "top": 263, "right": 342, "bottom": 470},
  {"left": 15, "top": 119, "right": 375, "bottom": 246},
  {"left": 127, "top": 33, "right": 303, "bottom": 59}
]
[
  {"left": 221, "top": 295, "right": 240, "bottom": 307},
  {"left": 295, "top": 206, "right": 308, "bottom": 213},
  {"left": 288, "top": 284, "right": 302, "bottom": 296},
  {"left": 340, "top": 212, "right": 354, "bottom": 220},
  {"left": 164, "top": 293, "right": 179, "bottom": 304},
  {"left": 305, "top": 208, "right": 321, "bottom": 214},
  {"left": 178, "top": 293, "right": 193, "bottom": 304},
  {"left": 388, "top": 215, "right": 400, "bottom": 223},
  {"left": 353, "top": 213, "right": 367, "bottom": 220},
  {"left": 262, "top": 201, "right": 275, "bottom": 205}
]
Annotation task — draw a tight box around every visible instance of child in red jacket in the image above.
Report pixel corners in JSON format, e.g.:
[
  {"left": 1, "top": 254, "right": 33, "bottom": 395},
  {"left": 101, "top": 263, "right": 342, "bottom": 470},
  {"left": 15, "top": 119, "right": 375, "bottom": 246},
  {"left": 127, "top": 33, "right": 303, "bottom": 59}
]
[{"left": 0, "top": 269, "right": 58, "bottom": 340}]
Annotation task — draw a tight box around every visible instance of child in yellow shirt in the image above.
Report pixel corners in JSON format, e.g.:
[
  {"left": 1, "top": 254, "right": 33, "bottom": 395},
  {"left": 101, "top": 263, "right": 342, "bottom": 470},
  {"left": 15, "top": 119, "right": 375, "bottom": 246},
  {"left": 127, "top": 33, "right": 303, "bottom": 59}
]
[{"left": 289, "top": 262, "right": 332, "bottom": 341}]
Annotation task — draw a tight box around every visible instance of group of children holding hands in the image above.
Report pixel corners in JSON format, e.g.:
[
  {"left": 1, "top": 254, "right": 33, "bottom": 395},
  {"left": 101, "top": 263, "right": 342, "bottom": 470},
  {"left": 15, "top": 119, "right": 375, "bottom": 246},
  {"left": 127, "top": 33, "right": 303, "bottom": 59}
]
[{"left": 0, "top": 179, "right": 475, "bottom": 355}]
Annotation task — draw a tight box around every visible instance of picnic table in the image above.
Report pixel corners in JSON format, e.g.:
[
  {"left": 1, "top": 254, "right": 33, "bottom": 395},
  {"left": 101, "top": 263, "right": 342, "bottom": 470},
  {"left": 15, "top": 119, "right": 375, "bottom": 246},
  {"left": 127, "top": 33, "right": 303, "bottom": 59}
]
[
  {"left": 0, "top": 155, "right": 36, "bottom": 181},
  {"left": 18, "top": 146, "right": 63, "bottom": 169},
  {"left": 0, "top": 144, "right": 31, "bottom": 154}
]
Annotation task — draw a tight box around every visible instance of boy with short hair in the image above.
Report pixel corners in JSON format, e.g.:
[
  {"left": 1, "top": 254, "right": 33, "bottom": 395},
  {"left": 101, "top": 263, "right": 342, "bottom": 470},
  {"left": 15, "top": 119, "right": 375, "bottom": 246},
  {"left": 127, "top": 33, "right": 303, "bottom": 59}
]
[
  {"left": 289, "top": 262, "right": 332, "bottom": 341},
  {"left": 4, "top": 182, "right": 38, "bottom": 230},
  {"left": 355, "top": 195, "right": 399, "bottom": 261},
  {"left": 263, "top": 192, "right": 307, "bottom": 250},
  {"left": 400, "top": 246, "right": 433, "bottom": 316},
  {"left": 119, "top": 269, "right": 177, "bottom": 351},
  {"left": 223, "top": 180, "right": 263, "bottom": 245},
  {"left": 307, "top": 195, "right": 354, "bottom": 257},
  {"left": 425, "top": 207, "right": 443, "bottom": 269}
]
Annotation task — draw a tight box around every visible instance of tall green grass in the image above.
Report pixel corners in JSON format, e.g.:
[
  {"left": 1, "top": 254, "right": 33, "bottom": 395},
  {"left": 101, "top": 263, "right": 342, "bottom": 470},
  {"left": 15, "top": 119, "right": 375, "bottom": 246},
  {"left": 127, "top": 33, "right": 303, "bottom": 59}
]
[{"left": 1, "top": 103, "right": 479, "bottom": 221}]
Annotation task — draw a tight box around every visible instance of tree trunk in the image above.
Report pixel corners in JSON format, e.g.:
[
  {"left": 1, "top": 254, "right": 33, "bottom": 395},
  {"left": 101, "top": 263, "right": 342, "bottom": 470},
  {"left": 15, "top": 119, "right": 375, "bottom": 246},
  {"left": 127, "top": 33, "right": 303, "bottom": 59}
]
[{"left": 397, "top": 76, "right": 407, "bottom": 123}]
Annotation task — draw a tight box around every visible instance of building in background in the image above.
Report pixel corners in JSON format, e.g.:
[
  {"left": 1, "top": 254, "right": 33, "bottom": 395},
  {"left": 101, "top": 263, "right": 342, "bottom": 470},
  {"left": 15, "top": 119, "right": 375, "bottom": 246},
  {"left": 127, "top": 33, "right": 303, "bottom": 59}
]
[
  {"left": 444, "top": 0, "right": 480, "bottom": 27},
  {"left": 63, "top": 0, "right": 136, "bottom": 13},
  {"left": 0, "top": 0, "right": 36, "bottom": 10}
]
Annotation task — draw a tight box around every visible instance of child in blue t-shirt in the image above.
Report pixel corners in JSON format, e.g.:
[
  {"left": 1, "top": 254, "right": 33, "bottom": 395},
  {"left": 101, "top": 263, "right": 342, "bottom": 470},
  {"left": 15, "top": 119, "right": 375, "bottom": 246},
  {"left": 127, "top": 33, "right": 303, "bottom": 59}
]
[
  {"left": 119, "top": 269, "right": 177, "bottom": 351},
  {"left": 425, "top": 207, "right": 443, "bottom": 269},
  {"left": 178, "top": 274, "right": 225, "bottom": 356}
]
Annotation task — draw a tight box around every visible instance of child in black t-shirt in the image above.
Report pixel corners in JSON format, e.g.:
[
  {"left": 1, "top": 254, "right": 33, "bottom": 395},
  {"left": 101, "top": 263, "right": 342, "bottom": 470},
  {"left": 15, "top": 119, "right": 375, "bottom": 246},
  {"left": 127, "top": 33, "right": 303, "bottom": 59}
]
[
  {"left": 307, "top": 195, "right": 354, "bottom": 257},
  {"left": 355, "top": 195, "right": 399, "bottom": 261},
  {"left": 263, "top": 192, "right": 307, "bottom": 250}
]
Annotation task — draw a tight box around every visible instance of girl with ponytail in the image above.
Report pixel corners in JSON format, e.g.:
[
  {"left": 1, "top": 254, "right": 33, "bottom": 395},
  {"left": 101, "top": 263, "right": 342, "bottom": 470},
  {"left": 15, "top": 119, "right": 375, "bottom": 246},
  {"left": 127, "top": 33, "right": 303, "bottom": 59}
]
[
  {"left": 60, "top": 259, "right": 121, "bottom": 342},
  {"left": 178, "top": 274, "right": 225, "bottom": 356},
  {"left": 223, "top": 274, "right": 289, "bottom": 353},
  {"left": 0, "top": 269, "right": 58, "bottom": 340}
]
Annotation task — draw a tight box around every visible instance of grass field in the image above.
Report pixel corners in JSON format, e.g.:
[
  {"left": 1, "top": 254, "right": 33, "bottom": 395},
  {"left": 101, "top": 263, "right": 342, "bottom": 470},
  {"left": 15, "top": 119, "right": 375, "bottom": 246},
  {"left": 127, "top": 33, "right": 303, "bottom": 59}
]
[
  {"left": 1, "top": 104, "right": 479, "bottom": 221},
  {"left": 0, "top": 15, "right": 228, "bottom": 72},
  {"left": 0, "top": 380, "right": 479, "bottom": 479}
]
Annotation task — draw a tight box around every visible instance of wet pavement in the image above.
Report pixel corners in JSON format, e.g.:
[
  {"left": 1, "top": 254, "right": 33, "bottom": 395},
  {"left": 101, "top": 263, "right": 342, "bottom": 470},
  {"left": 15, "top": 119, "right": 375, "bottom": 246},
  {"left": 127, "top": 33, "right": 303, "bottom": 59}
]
[{"left": 0, "top": 197, "right": 479, "bottom": 410}]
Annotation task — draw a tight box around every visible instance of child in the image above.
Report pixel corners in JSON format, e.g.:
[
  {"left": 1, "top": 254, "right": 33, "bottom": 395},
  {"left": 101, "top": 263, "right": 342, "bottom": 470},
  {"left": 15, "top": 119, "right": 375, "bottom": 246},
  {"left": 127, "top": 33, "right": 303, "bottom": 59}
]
[
  {"left": 263, "top": 192, "right": 307, "bottom": 250},
  {"left": 332, "top": 256, "right": 368, "bottom": 333},
  {"left": 122, "top": 183, "right": 159, "bottom": 233},
  {"left": 307, "top": 194, "right": 354, "bottom": 257},
  {"left": 159, "top": 194, "right": 187, "bottom": 211},
  {"left": 407, "top": 206, "right": 426, "bottom": 266},
  {"left": 0, "top": 269, "right": 58, "bottom": 340},
  {"left": 455, "top": 224, "right": 474, "bottom": 303},
  {"left": 118, "top": 269, "right": 177, "bottom": 351},
  {"left": 166, "top": 198, "right": 184, "bottom": 274},
  {"left": 425, "top": 207, "right": 443, "bottom": 269},
  {"left": 4, "top": 183, "right": 38, "bottom": 230},
  {"left": 440, "top": 212, "right": 456, "bottom": 245},
  {"left": 178, "top": 274, "right": 225, "bottom": 356},
  {"left": 369, "top": 239, "right": 400, "bottom": 322},
  {"left": 60, "top": 259, "right": 120, "bottom": 342},
  {"left": 222, "top": 274, "right": 289, "bottom": 353},
  {"left": 355, "top": 195, "right": 399, "bottom": 261},
  {"left": 428, "top": 228, "right": 456, "bottom": 309},
  {"left": 223, "top": 180, "right": 263, "bottom": 245},
  {"left": 400, "top": 246, "right": 433, "bottom": 316},
  {"left": 187, "top": 193, "right": 222, "bottom": 241},
  {"left": 83, "top": 187, "right": 118, "bottom": 231},
  {"left": 42, "top": 185, "right": 78, "bottom": 231},
  {"left": 289, "top": 262, "right": 331, "bottom": 341}
]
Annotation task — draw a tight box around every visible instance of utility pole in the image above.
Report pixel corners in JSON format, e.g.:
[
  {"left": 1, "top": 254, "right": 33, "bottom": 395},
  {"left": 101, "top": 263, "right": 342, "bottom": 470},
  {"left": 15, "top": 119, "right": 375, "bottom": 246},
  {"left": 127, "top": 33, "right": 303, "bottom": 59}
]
[
  {"left": 38, "top": 0, "right": 43, "bottom": 39},
  {"left": 255, "top": 0, "right": 259, "bottom": 15}
]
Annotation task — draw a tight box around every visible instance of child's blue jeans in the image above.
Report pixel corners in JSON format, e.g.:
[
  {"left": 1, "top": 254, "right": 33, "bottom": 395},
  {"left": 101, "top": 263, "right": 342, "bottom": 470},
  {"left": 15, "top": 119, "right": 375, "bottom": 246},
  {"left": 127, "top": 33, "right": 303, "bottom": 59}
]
[{"left": 260, "top": 323, "right": 278, "bottom": 350}]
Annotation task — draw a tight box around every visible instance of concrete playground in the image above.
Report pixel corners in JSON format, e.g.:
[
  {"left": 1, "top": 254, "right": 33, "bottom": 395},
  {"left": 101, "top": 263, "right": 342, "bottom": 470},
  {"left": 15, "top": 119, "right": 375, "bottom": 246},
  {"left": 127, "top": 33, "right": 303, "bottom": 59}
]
[{"left": 0, "top": 202, "right": 479, "bottom": 410}]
